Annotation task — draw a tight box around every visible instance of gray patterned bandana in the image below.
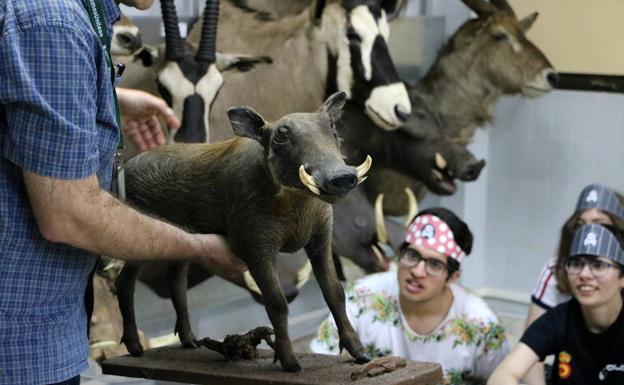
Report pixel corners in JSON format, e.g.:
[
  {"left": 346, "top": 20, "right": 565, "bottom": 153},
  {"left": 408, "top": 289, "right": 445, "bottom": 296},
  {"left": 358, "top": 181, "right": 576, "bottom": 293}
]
[
  {"left": 570, "top": 224, "right": 624, "bottom": 265},
  {"left": 575, "top": 184, "right": 624, "bottom": 219}
]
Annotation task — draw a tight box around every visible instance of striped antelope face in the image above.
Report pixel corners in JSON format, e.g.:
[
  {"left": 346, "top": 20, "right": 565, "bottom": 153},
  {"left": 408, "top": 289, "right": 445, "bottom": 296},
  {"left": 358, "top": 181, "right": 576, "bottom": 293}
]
[
  {"left": 321, "top": 0, "right": 411, "bottom": 130},
  {"left": 157, "top": 0, "right": 223, "bottom": 144},
  {"left": 457, "top": 0, "right": 558, "bottom": 98}
]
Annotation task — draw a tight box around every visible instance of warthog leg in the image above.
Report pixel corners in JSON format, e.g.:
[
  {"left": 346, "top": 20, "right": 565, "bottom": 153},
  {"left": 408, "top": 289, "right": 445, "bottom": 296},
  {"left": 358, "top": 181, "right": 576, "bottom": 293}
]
[
  {"left": 305, "top": 229, "right": 370, "bottom": 364},
  {"left": 245, "top": 255, "right": 300, "bottom": 372},
  {"left": 116, "top": 263, "right": 145, "bottom": 356},
  {"left": 167, "top": 262, "right": 198, "bottom": 348}
]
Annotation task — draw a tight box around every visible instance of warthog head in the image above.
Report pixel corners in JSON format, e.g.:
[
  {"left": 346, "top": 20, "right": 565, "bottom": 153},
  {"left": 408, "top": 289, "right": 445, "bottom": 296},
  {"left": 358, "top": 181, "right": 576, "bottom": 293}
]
[
  {"left": 455, "top": 0, "right": 558, "bottom": 98},
  {"left": 227, "top": 91, "right": 371, "bottom": 204}
]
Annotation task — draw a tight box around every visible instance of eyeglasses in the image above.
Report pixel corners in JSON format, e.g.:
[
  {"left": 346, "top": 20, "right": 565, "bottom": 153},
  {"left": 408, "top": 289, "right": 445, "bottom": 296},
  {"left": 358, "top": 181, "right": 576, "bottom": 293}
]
[
  {"left": 399, "top": 248, "right": 448, "bottom": 277},
  {"left": 564, "top": 257, "right": 621, "bottom": 277}
]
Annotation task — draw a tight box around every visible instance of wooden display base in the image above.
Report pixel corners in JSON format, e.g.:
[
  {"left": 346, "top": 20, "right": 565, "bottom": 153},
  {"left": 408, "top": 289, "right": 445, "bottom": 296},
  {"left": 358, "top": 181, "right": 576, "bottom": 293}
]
[{"left": 102, "top": 346, "right": 442, "bottom": 385}]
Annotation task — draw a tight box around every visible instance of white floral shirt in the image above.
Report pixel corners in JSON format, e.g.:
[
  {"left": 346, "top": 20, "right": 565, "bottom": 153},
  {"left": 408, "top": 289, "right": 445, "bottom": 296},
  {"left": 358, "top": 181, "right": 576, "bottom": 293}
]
[{"left": 310, "top": 272, "right": 509, "bottom": 384}]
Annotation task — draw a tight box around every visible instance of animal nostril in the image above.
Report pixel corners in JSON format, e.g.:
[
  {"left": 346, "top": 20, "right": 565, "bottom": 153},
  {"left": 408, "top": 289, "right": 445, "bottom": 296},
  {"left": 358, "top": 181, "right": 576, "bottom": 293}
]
[
  {"left": 326, "top": 173, "right": 357, "bottom": 194},
  {"left": 394, "top": 105, "right": 409, "bottom": 123},
  {"left": 546, "top": 72, "right": 559, "bottom": 88}
]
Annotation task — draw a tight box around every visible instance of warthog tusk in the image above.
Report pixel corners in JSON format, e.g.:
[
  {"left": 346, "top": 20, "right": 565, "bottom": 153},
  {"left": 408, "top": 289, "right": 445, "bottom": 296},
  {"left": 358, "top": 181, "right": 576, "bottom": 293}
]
[
  {"left": 295, "top": 260, "right": 313, "bottom": 289},
  {"left": 356, "top": 155, "right": 373, "bottom": 178},
  {"left": 243, "top": 271, "right": 262, "bottom": 295},
  {"left": 432, "top": 169, "right": 444, "bottom": 182},
  {"left": 371, "top": 244, "right": 385, "bottom": 265},
  {"left": 404, "top": 187, "right": 418, "bottom": 228},
  {"left": 298, "top": 165, "right": 321, "bottom": 195},
  {"left": 375, "top": 193, "right": 389, "bottom": 244},
  {"left": 357, "top": 176, "right": 368, "bottom": 185},
  {"left": 435, "top": 152, "right": 447, "bottom": 170}
]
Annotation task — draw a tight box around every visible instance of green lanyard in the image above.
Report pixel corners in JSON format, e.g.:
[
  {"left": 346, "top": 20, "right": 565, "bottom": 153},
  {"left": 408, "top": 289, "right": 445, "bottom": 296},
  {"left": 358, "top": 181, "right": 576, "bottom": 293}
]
[{"left": 82, "top": 0, "right": 123, "bottom": 150}]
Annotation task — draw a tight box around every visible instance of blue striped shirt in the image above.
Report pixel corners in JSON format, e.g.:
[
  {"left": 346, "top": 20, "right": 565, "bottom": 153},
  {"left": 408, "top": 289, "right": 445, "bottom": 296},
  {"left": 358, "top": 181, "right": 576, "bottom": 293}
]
[{"left": 0, "top": 1, "right": 120, "bottom": 384}]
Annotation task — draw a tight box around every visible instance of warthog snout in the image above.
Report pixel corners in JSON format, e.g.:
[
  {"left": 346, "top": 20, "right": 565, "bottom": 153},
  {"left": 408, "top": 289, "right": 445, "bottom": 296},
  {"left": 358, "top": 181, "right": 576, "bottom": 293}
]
[{"left": 323, "top": 172, "right": 358, "bottom": 195}]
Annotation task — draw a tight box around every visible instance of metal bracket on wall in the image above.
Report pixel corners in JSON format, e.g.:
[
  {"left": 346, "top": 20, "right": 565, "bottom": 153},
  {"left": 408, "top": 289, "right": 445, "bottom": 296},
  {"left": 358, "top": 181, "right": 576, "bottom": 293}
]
[{"left": 557, "top": 73, "right": 624, "bottom": 94}]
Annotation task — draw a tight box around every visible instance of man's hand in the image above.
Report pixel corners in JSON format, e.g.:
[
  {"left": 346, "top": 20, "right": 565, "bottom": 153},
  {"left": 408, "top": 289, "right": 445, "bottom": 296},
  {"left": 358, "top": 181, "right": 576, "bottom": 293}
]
[
  {"left": 117, "top": 88, "right": 181, "bottom": 151},
  {"left": 197, "top": 234, "right": 248, "bottom": 281}
]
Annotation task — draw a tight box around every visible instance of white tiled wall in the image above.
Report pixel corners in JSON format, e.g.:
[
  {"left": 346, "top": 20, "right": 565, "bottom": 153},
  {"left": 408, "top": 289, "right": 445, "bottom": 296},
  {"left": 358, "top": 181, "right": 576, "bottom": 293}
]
[{"left": 448, "top": 91, "right": 624, "bottom": 300}]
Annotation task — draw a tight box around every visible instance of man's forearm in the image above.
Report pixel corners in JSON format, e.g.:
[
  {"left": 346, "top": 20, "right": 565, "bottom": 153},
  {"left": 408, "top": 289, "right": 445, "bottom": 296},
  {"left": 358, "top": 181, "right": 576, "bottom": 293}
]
[{"left": 23, "top": 170, "right": 204, "bottom": 261}]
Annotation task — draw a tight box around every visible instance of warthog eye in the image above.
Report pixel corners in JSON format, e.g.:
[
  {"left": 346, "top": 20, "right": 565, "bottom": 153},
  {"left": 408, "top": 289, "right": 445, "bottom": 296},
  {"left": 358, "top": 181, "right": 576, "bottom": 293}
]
[
  {"left": 492, "top": 32, "right": 508, "bottom": 42},
  {"left": 273, "top": 126, "right": 290, "bottom": 144}
]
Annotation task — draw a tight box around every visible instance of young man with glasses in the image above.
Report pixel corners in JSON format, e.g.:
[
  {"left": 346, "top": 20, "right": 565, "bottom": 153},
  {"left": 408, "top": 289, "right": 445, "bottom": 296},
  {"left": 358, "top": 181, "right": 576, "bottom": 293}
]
[
  {"left": 488, "top": 224, "right": 624, "bottom": 385},
  {"left": 311, "top": 208, "right": 509, "bottom": 384}
]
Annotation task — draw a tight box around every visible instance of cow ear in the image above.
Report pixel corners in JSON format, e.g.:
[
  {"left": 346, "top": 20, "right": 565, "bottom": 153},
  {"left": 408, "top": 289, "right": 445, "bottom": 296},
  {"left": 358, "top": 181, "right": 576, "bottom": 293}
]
[
  {"left": 227, "top": 106, "right": 266, "bottom": 141},
  {"left": 320, "top": 91, "right": 347, "bottom": 122},
  {"left": 381, "top": 0, "right": 406, "bottom": 21},
  {"left": 519, "top": 12, "right": 538, "bottom": 32}
]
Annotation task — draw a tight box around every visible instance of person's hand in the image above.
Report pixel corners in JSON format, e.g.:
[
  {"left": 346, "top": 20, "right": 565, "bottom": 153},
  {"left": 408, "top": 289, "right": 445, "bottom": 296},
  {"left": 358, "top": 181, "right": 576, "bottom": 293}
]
[
  {"left": 197, "top": 234, "right": 248, "bottom": 281},
  {"left": 117, "top": 88, "right": 181, "bottom": 152}
]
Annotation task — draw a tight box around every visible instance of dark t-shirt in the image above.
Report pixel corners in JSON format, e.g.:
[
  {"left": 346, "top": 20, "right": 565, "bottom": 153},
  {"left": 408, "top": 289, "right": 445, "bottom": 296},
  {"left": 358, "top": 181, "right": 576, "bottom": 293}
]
[{"left": 521, "top": 298, "right": 624, "bottom": 384}]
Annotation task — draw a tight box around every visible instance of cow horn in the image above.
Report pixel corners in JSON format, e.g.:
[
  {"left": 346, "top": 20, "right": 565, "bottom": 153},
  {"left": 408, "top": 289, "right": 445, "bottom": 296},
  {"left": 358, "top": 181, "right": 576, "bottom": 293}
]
[
  {"left": 196, "top": 0, "right": 218, "bottom": 63},
  {"left": 243, "top": 271, "right": 262, "bottom": 295},
  {"left": 299, "top": 165, "right": 321, "bottom": 195},
  {"left": 460, "top": 0, "right": 496, "bottom": 16},
  {"left": 375, "top": 194, "right": 389, "bottom": 244},
  {"left": 161, "top": 0, "right": 185, "bottom": 61},
  {"left": 404, "top": 187, "right": 418, "bottom": 228},
  {"left": 295, "top": 260, "right": 313, "bottom": 289},
  {"left": 490, "top": 0, "right": 515, "bottom": 15},
  {"left": 356, "top": 155, "right": 373, "bottom": 183}
]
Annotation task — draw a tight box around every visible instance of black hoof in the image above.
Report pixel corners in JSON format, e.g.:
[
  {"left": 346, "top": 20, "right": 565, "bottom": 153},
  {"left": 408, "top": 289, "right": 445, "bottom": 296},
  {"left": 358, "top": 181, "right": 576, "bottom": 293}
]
[
  {"left": 282, "top": 360, "right": 302, "bottom": 372},
  {"left": 354, "top": 352, "right": 371, "bottom": 364},
  {"left": 182, "top": 339, "right": 198, "bottom": 349},
  {"left": 125, "top": 341, "right": 145, "bottom": 357}
]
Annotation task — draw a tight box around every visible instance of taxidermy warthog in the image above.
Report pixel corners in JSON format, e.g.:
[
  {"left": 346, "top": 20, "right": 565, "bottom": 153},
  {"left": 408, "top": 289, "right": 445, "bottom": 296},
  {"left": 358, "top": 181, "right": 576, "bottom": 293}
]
[
  {"left": 365, "top": 0, "right": 558, "bottom": 215},
  {"left": 116, "top": 92, "right": 372, "bottom": 372}
]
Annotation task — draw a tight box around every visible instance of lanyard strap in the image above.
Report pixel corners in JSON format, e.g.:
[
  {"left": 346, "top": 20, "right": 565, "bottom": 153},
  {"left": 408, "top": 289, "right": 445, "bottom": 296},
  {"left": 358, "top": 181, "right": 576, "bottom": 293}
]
[{"left": 82, "top": 0, "right": 123, "bottom": 150}]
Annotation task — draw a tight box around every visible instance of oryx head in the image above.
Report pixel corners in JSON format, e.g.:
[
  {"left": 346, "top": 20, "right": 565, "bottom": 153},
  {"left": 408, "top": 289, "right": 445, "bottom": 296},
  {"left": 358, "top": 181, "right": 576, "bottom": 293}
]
[
  {"left": 456, "top": 0, "right": 558, "bottom": 97},
  {"left": 227, "top": 92, "right": 372, "bottom": 204},
  {"left": 157, "top": 0, "right": 223, "bottom": 143},
  {"left": 316, "top": 0, "right": 411, "bottom": 130}
]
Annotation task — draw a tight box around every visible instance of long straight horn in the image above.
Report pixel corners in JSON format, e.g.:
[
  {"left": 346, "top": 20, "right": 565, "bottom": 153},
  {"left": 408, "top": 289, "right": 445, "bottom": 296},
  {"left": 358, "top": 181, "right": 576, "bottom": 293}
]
[
  {"left": 490, "top": 0, "right": 515, "bottom": 15},
  {"left": 460, "top": 0, "right": 496, "bottom": 16},
  {"left": 161, "top": 0, "right": 185, "bottom": 60},
  {"left": 196, "top": 0, "right": 219, "bottom": 63}
]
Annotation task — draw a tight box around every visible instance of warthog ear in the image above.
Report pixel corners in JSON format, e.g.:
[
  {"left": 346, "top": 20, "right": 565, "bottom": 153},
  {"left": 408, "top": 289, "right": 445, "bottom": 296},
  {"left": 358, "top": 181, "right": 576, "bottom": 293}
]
[
  {"left": 227, "top": 106, "right": 266, "bottom": 141},
  {"left": 320, "top": 91, "right": 347, "bottom": 122},
  {"left": 519, "top": 12, "right": 538, "bottom": 32}
]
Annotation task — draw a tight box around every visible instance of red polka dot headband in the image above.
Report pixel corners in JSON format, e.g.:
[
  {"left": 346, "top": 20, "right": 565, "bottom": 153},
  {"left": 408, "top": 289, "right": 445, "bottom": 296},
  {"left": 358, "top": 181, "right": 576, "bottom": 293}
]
[{"left": 405, "top": 214, "right": 466, "bottom": 262}]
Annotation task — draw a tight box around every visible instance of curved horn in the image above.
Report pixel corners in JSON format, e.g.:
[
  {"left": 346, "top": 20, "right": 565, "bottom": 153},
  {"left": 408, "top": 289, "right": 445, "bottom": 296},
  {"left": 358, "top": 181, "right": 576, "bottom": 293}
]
[
  {"left": 490, "top": 0, "right": 515, "bottom": 15},
  {"left": 161, "top": 0, "right": 185, "bottom": 61},
  {"left": 435, "top": 152, "right": 448, "bottom": 170},
  {"left": 295, "top": 261, "right": 313, "bottom": 289},
  {"left": 243, "top": 271, "right": 262, "bottom": 295},
  {"left": 196, "top": 0, "right": 219, "bottom": 63},
  {"left": 404, "top": 187, "right": 418, "bottom": 228},
  {"left": 460, "top": 0, "right": 496, "bottom": 16},
  {"left": 375, "top": 194, "right": 389, "bottom": 244}
]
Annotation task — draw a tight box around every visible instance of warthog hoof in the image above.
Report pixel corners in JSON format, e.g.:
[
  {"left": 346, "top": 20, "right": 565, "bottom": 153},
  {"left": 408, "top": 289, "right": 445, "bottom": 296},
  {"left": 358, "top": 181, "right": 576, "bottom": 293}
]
[
  {"left": 122, "top": 339, "right": 145, "bottom": 357},
  {"left": 354, "top": 351, "right": 372, "bottom": 364}
]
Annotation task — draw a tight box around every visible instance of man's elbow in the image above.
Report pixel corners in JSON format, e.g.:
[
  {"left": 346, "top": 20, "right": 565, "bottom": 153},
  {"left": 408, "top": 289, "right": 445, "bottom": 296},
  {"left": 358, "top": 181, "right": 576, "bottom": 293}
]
[{"left": 35, "top": 212, "right": 76, "bottom": 245}]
